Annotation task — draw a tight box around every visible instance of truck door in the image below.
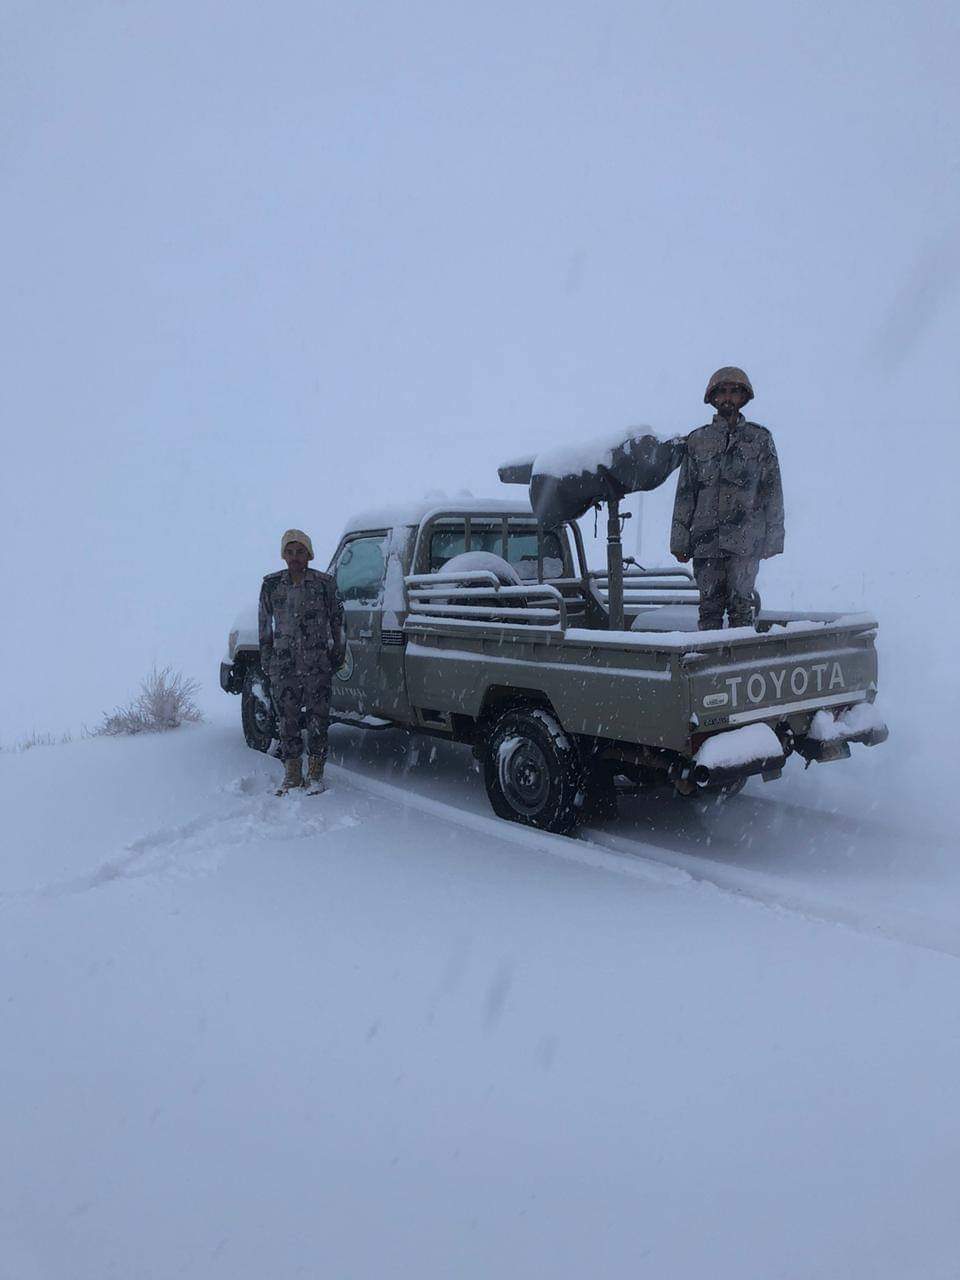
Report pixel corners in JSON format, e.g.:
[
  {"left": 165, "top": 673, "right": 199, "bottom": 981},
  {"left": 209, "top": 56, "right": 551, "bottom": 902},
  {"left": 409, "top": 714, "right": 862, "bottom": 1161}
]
[{"left": 328, "top": 531, "right": 389, "bottom": 720}]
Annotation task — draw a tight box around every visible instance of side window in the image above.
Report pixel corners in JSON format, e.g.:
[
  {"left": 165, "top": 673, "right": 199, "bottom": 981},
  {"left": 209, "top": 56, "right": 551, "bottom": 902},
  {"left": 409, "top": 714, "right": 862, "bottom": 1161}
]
[{"left": 333, "top": 534, "right": 387, "bottom": 604}]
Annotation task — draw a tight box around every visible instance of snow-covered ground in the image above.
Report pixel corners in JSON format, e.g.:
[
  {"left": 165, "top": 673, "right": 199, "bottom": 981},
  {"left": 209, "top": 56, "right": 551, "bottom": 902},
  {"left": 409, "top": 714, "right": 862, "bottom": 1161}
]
[{"left": 3, "top": 715, "right": 959, "bottom": 1279}]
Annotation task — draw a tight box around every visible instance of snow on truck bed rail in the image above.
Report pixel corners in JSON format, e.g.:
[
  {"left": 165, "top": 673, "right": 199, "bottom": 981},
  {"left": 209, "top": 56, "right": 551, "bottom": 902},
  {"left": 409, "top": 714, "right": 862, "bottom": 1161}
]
[
  {"left": 566, "top": 614, "right": 878, "bottom": 651},
  {"left": 231, "top": 591, "right": 876, "bottom": 656}
]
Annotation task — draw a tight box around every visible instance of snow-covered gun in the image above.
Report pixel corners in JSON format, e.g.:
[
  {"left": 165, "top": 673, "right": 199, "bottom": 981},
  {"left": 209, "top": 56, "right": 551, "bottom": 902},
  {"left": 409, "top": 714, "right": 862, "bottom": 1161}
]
[{"left": 498, "top": 429, "right": 685, "bottom": 629}]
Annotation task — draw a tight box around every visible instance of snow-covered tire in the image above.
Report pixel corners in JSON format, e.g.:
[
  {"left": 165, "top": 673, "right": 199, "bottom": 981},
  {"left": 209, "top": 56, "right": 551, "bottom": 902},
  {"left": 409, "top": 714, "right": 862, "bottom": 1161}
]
[
  {"left": 483, "top": 708, "right": 586, "bottom": 835},
  {"left": 241, "top": 670, "right": 276, "bottom": 753}
]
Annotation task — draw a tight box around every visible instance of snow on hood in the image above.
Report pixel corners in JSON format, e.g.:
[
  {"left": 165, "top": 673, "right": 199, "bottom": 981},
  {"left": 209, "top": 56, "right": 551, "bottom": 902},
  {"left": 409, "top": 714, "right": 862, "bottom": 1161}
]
[{"left": 228, "top": 605, "right": 259, "bottom": 655}]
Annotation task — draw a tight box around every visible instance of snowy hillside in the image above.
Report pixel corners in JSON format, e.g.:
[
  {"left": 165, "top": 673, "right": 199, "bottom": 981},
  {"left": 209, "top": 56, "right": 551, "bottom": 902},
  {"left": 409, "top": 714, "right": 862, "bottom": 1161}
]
[{"left": 3, "top": 713, "right": 959, "bottom": 1279}]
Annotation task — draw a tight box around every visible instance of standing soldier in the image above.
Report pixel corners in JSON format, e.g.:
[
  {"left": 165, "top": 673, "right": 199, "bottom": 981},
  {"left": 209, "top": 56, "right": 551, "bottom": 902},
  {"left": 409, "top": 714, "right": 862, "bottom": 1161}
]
[
  {"left": 259, "top": 529, "right": 345, "bottom": 795},
  {"left": 671, "top": 367, "right": 784, "bottom": 631}
]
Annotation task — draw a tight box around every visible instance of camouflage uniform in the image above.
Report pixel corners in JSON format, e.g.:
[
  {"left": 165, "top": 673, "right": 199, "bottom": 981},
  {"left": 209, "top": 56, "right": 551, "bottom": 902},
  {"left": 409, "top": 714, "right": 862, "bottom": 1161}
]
[
  {"left": 671, "top": 414, "right": 784, "bottom": 630},
  {"left": 258, "top": 568, "right": 345, "bottom": 763}
]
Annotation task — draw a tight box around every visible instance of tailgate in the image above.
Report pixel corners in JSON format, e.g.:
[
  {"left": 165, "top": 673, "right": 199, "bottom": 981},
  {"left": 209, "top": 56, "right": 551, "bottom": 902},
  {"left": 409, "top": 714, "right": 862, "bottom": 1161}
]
[{"left": 685, "top": 622, "right": 879, "bottom": 733}]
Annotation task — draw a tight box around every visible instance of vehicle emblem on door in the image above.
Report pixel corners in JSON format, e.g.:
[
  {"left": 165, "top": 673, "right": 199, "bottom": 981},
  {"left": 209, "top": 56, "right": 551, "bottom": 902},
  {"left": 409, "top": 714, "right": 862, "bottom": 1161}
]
[{"left": 336, "top": 643, "right": 355, "bottom": 682}]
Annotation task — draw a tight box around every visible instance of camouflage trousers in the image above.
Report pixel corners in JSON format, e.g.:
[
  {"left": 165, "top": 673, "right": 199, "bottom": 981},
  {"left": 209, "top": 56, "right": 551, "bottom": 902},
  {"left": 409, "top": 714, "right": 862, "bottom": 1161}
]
[
  {"left": 692, "top": 556, "right": 759, "bottom": 630},
  {"left": 272, "top": 674, "right": 332, "bottom": 762}
]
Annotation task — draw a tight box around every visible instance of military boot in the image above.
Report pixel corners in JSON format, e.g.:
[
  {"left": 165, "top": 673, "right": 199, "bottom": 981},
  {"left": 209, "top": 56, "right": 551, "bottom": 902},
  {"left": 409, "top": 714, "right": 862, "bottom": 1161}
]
[
  {"left": 276, "top": 756, "right": 303, "bottom": 796},
  {"left": 305, "top": 754, "right": 327, "bottom": 796}
]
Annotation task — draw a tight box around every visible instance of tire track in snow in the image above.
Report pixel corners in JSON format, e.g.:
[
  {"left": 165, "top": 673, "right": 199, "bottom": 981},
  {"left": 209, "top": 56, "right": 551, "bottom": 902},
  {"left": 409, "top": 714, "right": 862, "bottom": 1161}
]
[
  {"left": 325, "top": 764, "right": 693, "bottom": 890},
  {"left": 585, "top": 829, "right": 960, "bottom": 962},
  {"left": 8, "top": 753, "right": 957, "bottom": 962},
  {"left": 328, "top": 764, "right": 960, "bottom": 963}
]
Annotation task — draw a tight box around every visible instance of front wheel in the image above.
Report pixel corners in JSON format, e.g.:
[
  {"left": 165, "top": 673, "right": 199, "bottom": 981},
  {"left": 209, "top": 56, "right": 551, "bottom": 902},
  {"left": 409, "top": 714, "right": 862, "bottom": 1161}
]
[
  {"left": 241, "top": 669, "right": 276, "bottom": 753},
  {"left": 483, "top": 708, "right": 586, "bottom": 834}
]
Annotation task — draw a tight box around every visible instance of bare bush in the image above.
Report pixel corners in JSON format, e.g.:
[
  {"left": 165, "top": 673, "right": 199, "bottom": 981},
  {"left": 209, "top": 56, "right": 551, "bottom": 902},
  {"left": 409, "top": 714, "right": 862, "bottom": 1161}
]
[
  {"left": 94, "top": 666, "right": 204, "bottom": 737},
  {"left": 10, "top": 730, "right": 73, "bottom": 752}
]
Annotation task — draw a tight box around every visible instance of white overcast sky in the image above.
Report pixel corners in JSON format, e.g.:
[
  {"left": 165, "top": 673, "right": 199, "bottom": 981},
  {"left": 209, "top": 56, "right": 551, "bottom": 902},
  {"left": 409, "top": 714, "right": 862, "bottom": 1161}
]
[{"left": 1, "top": 0, "right": 957, "bottom": 738}]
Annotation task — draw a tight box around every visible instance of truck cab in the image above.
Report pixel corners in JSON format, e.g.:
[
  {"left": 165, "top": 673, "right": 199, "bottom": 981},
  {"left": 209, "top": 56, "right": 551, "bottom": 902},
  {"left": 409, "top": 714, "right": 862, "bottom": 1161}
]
[{"left": 322, "top": 499, "right": 593, "bottom": 728}]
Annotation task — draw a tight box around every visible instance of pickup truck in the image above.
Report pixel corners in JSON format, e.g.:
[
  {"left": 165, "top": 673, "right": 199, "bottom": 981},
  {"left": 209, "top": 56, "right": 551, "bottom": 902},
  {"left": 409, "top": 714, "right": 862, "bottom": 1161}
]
[{"left": 220, "top": 496, "right": 888, "bottom": 833}]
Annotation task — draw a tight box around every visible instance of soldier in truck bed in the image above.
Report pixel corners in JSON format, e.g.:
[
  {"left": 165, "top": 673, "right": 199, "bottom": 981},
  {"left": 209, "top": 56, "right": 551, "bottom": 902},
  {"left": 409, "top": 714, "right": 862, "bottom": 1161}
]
[
  {"left": 671, "top": 366, "right": 785, "bottom": 631},
  {"left": 259, "top": 529, "right": 345, "bottom": 795}
]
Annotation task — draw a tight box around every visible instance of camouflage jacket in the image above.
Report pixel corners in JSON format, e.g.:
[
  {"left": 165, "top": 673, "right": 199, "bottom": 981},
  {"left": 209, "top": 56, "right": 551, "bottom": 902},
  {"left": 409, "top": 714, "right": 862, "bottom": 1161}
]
[
  {"left": 670, "top": 415, "right": 785, "bottom": 560},
  {"left": 258, "top": 568, "right": 346, "bottom": 681}
]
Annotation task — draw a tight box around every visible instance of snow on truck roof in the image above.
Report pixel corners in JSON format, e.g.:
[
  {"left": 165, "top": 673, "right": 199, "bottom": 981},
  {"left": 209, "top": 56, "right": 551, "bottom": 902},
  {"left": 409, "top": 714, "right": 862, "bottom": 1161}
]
[{"left": 342, "top": 497, "right": 534, "bottom": 534}]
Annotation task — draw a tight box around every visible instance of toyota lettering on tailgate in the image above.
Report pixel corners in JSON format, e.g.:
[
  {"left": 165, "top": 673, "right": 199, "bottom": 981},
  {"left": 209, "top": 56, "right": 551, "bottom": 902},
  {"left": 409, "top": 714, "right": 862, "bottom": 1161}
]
[{"left": 724, "top": 661, "right": 847, "bottom": 709}]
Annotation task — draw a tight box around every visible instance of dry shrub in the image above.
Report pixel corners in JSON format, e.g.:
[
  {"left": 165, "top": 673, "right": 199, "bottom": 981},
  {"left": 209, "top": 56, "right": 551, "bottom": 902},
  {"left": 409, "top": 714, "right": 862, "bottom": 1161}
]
[
  {"left": 12, "top": 730, "right": 73, "bottom": 752},
  {"left": 95, "top": 666, "right": 204, "bottom": 737}
]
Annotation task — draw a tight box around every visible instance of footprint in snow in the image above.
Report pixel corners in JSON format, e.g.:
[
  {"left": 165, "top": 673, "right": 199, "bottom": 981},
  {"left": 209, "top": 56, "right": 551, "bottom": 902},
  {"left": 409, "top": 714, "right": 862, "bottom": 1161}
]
[{"left": 4, "top": 787, "right": 364, "bottom": 903}]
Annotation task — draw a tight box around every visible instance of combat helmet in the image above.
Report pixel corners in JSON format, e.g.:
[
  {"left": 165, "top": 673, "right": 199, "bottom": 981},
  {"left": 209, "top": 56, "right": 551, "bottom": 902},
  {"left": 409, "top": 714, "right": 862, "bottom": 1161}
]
[{"left": 704, "top": 366, "right": 754, "bottom": 405}]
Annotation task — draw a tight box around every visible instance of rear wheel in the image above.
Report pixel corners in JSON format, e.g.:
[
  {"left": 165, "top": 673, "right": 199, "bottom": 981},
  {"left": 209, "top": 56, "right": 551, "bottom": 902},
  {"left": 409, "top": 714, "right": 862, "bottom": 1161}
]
[
  {"left": 241, "top": 669, "right": 276, "bottom": 753},
  {"left": 483, "top": 708, "right": 586, "bottom": 834}
]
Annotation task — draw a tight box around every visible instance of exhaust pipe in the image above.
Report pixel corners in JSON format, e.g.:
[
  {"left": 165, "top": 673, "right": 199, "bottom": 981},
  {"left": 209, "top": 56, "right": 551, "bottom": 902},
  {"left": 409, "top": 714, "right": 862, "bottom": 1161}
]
[
  {"left": 796, "top": 706, "right": 890, "bottom": 761},
  {"left": 846, "top": 725, "right": 889, "bottom": 747},
  {"left": 794, "top": 737, "right": 851, "bottom": 764},
  {"left": 691, "top": 753, "right": 787, "bottom": 788}
]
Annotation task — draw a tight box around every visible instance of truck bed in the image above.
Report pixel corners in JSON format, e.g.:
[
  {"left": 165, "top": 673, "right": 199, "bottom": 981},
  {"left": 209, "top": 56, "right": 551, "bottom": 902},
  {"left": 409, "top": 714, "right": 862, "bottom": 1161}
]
[{"left": 403, "top": 570, "right": 881, "bottom": 756}]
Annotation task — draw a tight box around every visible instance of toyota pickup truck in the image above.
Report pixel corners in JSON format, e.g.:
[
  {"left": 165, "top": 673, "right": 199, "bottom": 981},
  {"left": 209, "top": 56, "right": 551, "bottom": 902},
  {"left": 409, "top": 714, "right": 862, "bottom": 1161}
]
[{"left": 220, "top": 497, "right": 888, "bottom": 833}]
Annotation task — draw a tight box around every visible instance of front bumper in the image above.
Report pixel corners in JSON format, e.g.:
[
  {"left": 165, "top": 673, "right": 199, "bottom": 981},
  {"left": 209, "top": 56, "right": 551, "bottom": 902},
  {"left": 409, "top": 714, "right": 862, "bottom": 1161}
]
[{"left": 220, "top": 661, "right": 242, "bottom": 694}]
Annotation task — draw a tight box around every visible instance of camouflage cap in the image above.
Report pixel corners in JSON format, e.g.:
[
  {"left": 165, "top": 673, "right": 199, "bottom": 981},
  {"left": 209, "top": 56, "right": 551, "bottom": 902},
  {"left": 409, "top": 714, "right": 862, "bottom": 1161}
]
[
  {"left": 281, "top": 528, "right": 314, "bottom": 559},
  {"left": 704, "top": 366, "right": 754, "bottom": 405}
]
